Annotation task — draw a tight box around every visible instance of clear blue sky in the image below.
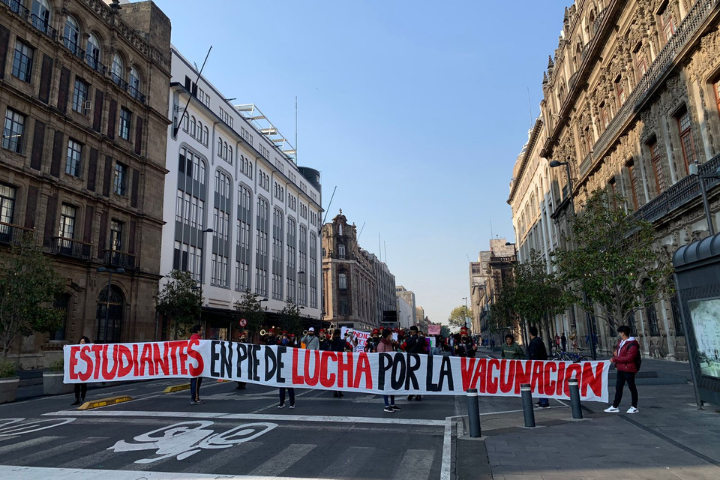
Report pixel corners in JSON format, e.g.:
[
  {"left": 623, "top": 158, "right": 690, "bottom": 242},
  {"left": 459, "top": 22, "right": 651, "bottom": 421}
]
[{"left": 151, "top": 0, "right": 571, "bottom": 325}]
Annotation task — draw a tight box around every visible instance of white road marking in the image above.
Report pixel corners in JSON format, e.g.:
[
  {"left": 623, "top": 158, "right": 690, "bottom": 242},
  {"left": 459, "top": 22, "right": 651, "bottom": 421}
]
[
  {"left": 0, "top": 465, "right": 337, "bottom": 479},
  {"left": 248, "top": 443, "right": 316, "bottom": 476},
  {"left": 320, "top": 446, "right": 376, "bottom": 478},
  {"left": 180, "top": 441, "right": 262, "bottom": 473},
  {"left": 440, "top": 419, "right": 452, "bottom": 480},
  {"left": 0, "top": 436, "right": 59, "bottom": 456},
  {"left": 58, "top": 449, "right": 117, "bottom": 469},
  {"left": 393, "top": 449, "right": 435, "bottom": 480},
  {"left": 0, "top": 418, "right": 75, "bottom": 437},
  {"left": 10, "top": 438, "right": 97, "bottom": 465},
  {"left": 44, "top": 410, "right": 448, "bottom": 426}
]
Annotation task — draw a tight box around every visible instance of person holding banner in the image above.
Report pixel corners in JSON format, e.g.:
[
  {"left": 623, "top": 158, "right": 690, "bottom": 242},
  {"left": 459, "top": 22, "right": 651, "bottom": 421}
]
[
  {"left": 501, "top": 334, "right": 525, "bottom": 360},
  {"left": 377, "top": 329, "right": 401, "bottom": 412},
  {"left": 71, "top": 336, "right": 91, "bottom": 405},
  {"left": 528, "top": 327, "right": 550, "bottom": 408},
  {"left": 330, "top": 329, "right": 351, "bottom": 397},
  {"left": 403, "top": 326, "right": 426, "bottom": 402},
  {"left": 190, "top": 325, "right": 203, "bottom": 405}
]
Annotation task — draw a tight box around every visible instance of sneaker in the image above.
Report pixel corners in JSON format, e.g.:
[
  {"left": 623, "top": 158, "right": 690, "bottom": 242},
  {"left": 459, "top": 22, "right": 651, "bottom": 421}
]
[
  {"left": 384, "top": 406, "right": 395, "bottom": 413},
  {"left": 626, "top": 407, "right": 639, "bottom": 414},
  {"left": 289, "top": 405, "right": 295, "bottom": 409},
  {"left": 604, "top": 406, "right": 620, "bottom": 413},
  {"left": 195, "top": 399, "right": 203, "bottom": 404},
  {"left": 407, "top": 395, "right": 414, "bottom": 401},
  {"left": 391, "top": 405, "right": 402, "bottom": 411},
  {"left": 190, "top": 400, "right": 198, "bottom": 405},
  {"left": 277, "top": 404, "right": 285, "bottom": 409}
]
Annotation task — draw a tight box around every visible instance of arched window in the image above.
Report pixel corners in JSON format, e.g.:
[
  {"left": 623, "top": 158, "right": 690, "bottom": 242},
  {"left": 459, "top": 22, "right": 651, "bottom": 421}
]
[
  {"left": 129, "top": 66, "right": 141, "bottom": 97},
  {"left": 50, "top": 293, "right": 71, "bottom": 341},
  {"left": 196, "top": 121, "right": 203, "bottom": 140},
  {"left": 203, "top": 126, "right": 209, "bottom": 146},
  {"left": 95, "top": 285, "right": 125, "bottom": 343},
  {"left": 182, "top": 112, "right": 189, "bottom": 132},
  {"left": 223, "top": 141, "right": 228, "bottom": 160},
  {"left": 218, "top": 137, "right": 222, "bottom": 156},
  {"left": 190, "top": 116, "right": 196, "bottom": 138},
  {"left": 249, "top": 161, "right": 253, "bottom": 179},
  {"left": 64, "top": 15, "right": 80, "bottom": 55},
  {"left": 111, "top": 53, "right": 124, "bottom": 84},
  {"left": 86, "top": 33, "right": 101, "bottom": 69},
  {"left": 228, "top": 146, "right": 233, "bottom": 164},
  {"left": 31, "top": 0, "right": 51, "bottom": 33}
]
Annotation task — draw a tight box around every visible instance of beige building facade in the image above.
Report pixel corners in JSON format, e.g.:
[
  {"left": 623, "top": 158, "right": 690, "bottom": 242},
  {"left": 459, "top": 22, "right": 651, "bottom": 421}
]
[
  {"left": 509, "top": 0, "right": 720, "bottom": 360},
  {"left": 0, "top": 0, "right": 171, "bottom": 366}
]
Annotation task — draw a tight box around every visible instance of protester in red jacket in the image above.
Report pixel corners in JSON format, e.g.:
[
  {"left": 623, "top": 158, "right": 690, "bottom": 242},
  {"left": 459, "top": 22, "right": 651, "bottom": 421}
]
[{"left": 605, "top": 325, "right": 640, "bottom": 414}]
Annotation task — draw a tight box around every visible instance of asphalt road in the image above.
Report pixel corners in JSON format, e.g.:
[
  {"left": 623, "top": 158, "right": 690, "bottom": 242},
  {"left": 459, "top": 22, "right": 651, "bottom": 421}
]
[{"left": 0, "top": 376, "right": 508, "bottom": 479}]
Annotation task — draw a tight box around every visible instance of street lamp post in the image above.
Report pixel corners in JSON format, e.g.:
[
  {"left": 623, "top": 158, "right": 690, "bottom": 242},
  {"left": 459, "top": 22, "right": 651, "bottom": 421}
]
[
  {"left": 97, "top": 267, "right": 125, "bottom": 342},
  {"left": 549, "top": 160, "right": 597, "bottom": 360},
  {"left": 462, "top": 296, "right": 469, "bottom": 329}
]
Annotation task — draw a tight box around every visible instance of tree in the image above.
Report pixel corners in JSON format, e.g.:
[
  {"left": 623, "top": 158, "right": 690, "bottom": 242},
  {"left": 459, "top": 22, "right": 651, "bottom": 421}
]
[
  {"left": 235, "top": 290, "right": 266, "bottom": 338},
  {"left": 155, "top": 270, "right": 202, "bottom": 339},
  {"left": 0, "top": 234, "right": 65, "bottom": 359},
  {"left": 448, "top": 306, "right": 471, "bottom": 329},
  {"left": 279, "top": 300, "right": 303, "bottom": 336},
  {"left": 554, "top": 189, "right": 673, "bottom": 333},
  {"left": 440, "top": 325, "right": 451, "bottom": 338}
]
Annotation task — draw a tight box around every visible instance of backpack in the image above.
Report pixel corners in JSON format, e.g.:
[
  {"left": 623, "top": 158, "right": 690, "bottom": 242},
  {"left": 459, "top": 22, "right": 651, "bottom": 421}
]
[{"left": 633, "top": 343, "right": 642, "bottom": 372}]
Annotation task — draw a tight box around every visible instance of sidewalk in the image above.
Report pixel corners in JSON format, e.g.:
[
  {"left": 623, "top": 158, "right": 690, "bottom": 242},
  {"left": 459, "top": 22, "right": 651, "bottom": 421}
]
[{"left": 476, "top": 355, "right": 720, "bottom": 479}]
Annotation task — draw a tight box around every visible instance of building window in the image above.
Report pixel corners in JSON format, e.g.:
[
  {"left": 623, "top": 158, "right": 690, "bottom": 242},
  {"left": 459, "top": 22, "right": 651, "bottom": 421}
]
[
  {"left": 339, "top": 273, "right": 347, "bottom": 290},
  {"left": 58, "top": 204, "right": 76, "bottom": 247},
  {"left": 129, "top": 66, "right": 141, "bottom": 100},
  {"left": 338, "top": 243, "right": 345, "bottom": 259},
  {"left": 615, "top": 77, "right": 625, "bottom": 107},
  {"left": 715, "top": 79, "right": 720, "bottom": 115},
  {"left": 286, "top": 216, "right": 296, "bottom": 301},
  {"left": 236, "top": 185, "right": 253, "bottom": 292},
  {"left": 676, "top": 108, "right": 696, "bottom": 173},
  {"left": 661, "top": 5, "right": 676, "bottom": 43},
  {"left": 299, "top": 224, "right": 307, "bottom": 305},
  {"left": 86, "top": 33, "right": 101, "bottom": 70},
  {"left": 309, "top": 232, "right": 317, "bottom": 308},
  {"left": 31, "top": 0, "right": 51, "bottom": 33},
  {"left": 50, "top": 294, "right": 70, "bottom": 341},
  {"left": 2, "top": 109, "right": 25, "bottom": 154},
  {"left": 12, "top": 40, "right": 34, "bottom": 83},
  {"left": 627, "top": 160, "right": 639, "bottom": 210},
  {"left": 114, "top": 162, "right": 128, "bottom": 196},
  {"left": 272, "top": 208, "right": 284, "bottom": 300},
  {"left": 65, "top": 139, "right": 83, "bottom": 177},
  {"left": 64, "top": 16, "right": 81, "bottom": 56},
  {"left": 635, "top": 49, "right": 648, "bottom": 81},
  {"left": 0, "top": 184, "right": 17, "bottom": 228},
  {"left": 601, "top": 104, "right": 610, "bottom": 130},
  {"left": 255, "top": 197, "right": 269, "bottom": 296},
  {"left": 649, "top": 139, "right": 666, "bottom": 194},
  {"left": 95, "top": 285, "right": 124, "bottom": 344},
  {"left": 72, "top": 78, "right": 89, "bottom": 114},
  {"left": 119, "top": 108, "right": 132, "bottom": 140},
  {"left": 190, "top": 116, "right": 196, "bottom": 138},
  {"left": 111, "top": 53, "right": 124, "bottom": 85},
  {"left": 110, "top": 220, "right": 123, "bottom": 251},
  {"left": 203, "top": 126, "right": 209, "bottom": 146}
]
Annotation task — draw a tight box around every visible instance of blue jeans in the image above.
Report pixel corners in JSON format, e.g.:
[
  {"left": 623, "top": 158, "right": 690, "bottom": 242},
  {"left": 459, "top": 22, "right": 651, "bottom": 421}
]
[
  {"left": 190, "top": 377, "right": 202, "bottom": 401},
  {"left": 538, "top": 397, "right": 549, "bottom": 406},
  {"left": 280, "top": 388, "right": 295, "bottom": 406},
  {"left": 383, "top": 395, "right": 395, "bottom": 407}
]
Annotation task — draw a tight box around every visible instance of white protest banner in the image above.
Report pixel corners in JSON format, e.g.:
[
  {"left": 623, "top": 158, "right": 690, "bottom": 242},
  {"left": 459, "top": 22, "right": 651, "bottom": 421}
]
[
  {"left": 64, "top": 340, "right": 610, "bottom": 402},
  {"left": 340, "top": 327, "right": 371, "bottom": 353}
]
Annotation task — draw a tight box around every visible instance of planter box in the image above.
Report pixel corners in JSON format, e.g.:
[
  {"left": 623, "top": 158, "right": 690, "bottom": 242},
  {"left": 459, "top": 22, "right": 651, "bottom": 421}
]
[
  {"left": 43, "top": 372, "right": 73, "bottom": 396},
  {"left": 0, "top": 377, "right": 19, "bottom": 404}
]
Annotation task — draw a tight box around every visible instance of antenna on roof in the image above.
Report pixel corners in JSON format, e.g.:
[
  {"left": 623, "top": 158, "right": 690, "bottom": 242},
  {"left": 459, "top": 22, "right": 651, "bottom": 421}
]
[
  {"left": 295, "top": 96, "right": 298, "bottom": 163},
  {"left": 358, "top": 222, "right": 366, "bottom": 240},
  {"left": 174, "top": 46, "right": 212, "bottom": 138},
  {"left": 322, "top": 186, "right": 337, "bottom": 224}
]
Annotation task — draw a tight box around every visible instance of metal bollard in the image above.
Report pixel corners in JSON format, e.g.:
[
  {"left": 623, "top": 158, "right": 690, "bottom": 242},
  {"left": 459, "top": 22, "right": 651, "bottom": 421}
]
[
  {"left": 466, "top": 388, "right": 481, "bottom": 437},
  {"left": 520, "top": 383, "right": 536, "bottom": 428},
  {"left": 568, "top": 378, "right": 583, "bottom": 419}
]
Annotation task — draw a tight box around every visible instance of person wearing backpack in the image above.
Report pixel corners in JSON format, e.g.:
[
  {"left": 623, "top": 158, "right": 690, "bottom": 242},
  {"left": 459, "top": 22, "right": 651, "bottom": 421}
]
[{"left": 605, "top": 325, "right": 641, "bottom": 414}]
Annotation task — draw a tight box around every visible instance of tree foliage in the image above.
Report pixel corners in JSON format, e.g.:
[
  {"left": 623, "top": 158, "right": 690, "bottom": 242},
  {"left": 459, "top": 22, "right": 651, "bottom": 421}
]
[
  {"left": 448, "top": 306, "right": 471, "bottom": 328},
  {"left": 0, "top": 235, "right": 65, "bottom": 359},
  {"left": 554, "top": 189, "right": 673, "bottom": 332},
  {"left": 155, "top": 270, "right": 202, "bottom": 339},
  {"left": 279, "top": 300, "right": 303, "bottom": 335},
  {"left": 235, "top": 290, "right": 266, "bottom": 336}
]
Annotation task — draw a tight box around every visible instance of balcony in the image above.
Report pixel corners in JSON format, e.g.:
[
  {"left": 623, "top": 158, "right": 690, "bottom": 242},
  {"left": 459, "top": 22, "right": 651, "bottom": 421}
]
[
  {"left": 0, "top": 222, "right": 33, "bottom": 245},
  {"left": 128, "top": 85, "right": 146, "bottom": 104},
  {"left": 62, "top": 37, "right": 85, "bottom": 61},
  {"left": 51, "top": 237, "right": 92, "bottom": 261},
  {"left": 1, "top": 0, "right": 29, "bottom": 20},
  {"left": 104, "top": 249, "right": 136, "bottom": 270},
  {"left": 635, "top": 154, "right": 720, "bottom": 224},
  {"left": 86, "top": 54, "right": 107, "bottom": 75},
  {"left": 30, "top": 14, "right": 56, "bottom": 39},
  {"left": 111, "top": 72, "right": 128, "bottom": 92}
]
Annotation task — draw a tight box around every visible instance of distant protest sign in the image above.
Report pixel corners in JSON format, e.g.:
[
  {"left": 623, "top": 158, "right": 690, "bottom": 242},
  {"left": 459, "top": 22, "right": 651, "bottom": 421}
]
[
  {"left": 428, "top": 325, "right": 441, "bottom": 335},
  {"left": 64, "top": 340, "right": 610, "bottom": 402},
  {"left": 340, "top": 327, "right": 371, "bottom": 353}
]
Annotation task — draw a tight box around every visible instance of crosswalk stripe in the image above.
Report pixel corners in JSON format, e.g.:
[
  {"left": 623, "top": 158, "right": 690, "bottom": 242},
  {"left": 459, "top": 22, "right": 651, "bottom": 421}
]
[
  {"left": 0, "top": 436, "right": 59, "bottom": 456},
  {"left": 392, "top": 449, "right": 435, "bottom": 480},
  {"left": 320, "top": 446, "right": 376, "bottom": 478},
  {"left": 58, "top": 449, "right": 116, "bottom": 469},
  {"left": 248, "top": 443, "right": 316, "bottom": 476},
  {"left": 10, "top": 438, "right": 96, "bottom": 465},
  {"left": 181, "top": 441, "right": 262, "bottom": 473}
]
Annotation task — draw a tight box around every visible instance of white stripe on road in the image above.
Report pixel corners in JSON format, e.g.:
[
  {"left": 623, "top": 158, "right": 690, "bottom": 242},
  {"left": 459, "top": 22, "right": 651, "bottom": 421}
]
[
  {"left": 440, "top": 420, "right": 452, "bottom": 480},
  {"left": 181, "top": 441, "right": 262, "bottom": 473},
  {"left": 0, "top": 436, "right": 59, "bottom": 456},
  {"left": 44, "top": 410, "right": 447, "bottom": 426},
  {"left": 58, "top": 449, "right": 116, "bottom": 469},
  {"left": 320, "top": 446, "right": 376, "bottom": 478},
  {"left": 0, "top": 465, "right": 337, "bottom": 480},
  {"left": 10, "top": 438, "right": 97, "bottom": 465},
  {"left": 248, "top": 443, "right": 316, "bottom": 476},
  {"left": 393, "top": 449, "right": 435, "bottom": 480}
]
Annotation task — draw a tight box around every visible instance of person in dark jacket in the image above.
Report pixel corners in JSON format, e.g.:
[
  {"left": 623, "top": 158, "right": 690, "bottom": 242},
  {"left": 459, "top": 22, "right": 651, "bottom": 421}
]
[
  {"left": 72, "top": 336, "right": 91, "bottom": 405},
  {"left": 403, "top": 326, "right": 424, "bottom": 401},
  {"left": 330, "top": 329, "right": 350, "bottom": 398},
  {"left": 501, "top": 334, "right": 525, "bottom": 359},
  {"left": 527, "top": 327, "right": 549, "bottom": 408},
  {"left": 190, "top": 325, "right": 203, "bottom": 405},
  {"left": 605, "top": 325, "right": 640, "bottom": 414}
]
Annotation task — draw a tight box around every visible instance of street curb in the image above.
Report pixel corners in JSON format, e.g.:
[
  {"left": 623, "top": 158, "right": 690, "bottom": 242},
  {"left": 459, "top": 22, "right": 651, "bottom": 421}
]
[
  {"left": 163, "top": 383, "right": 190, "bottom": 393},
  {"left": 78, "top": 395, "right": 132, "bottom": 410}
]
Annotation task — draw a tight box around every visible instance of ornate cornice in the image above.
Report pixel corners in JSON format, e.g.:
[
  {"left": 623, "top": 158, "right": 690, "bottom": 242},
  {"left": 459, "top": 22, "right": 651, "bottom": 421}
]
[{"left": 508, "top": 118, "right": 544, "bottom": 205}]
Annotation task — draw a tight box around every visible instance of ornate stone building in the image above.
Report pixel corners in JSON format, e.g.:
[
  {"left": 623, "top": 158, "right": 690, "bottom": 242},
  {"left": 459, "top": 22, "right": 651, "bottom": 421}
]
[
  {"left": 322, "top": 211, "right": 378, "bottom": 330},
  {"left": 0, "top": 0, "right": 171, "bottom": 366},
  {"left": 509, "top": 0, "right": 720, "bottom": 360}
]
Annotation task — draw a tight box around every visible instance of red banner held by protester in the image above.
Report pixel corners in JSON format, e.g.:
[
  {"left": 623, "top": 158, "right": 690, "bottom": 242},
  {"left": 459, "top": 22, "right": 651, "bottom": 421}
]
[{"left": 64, "top": 340, "right": 610, "bottom": 402}]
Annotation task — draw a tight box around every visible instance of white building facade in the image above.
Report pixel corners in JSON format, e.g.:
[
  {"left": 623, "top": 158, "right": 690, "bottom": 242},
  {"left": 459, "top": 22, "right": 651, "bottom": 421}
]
[{"left": 160, "top": 48, "right": 323, "bottom": 340}]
